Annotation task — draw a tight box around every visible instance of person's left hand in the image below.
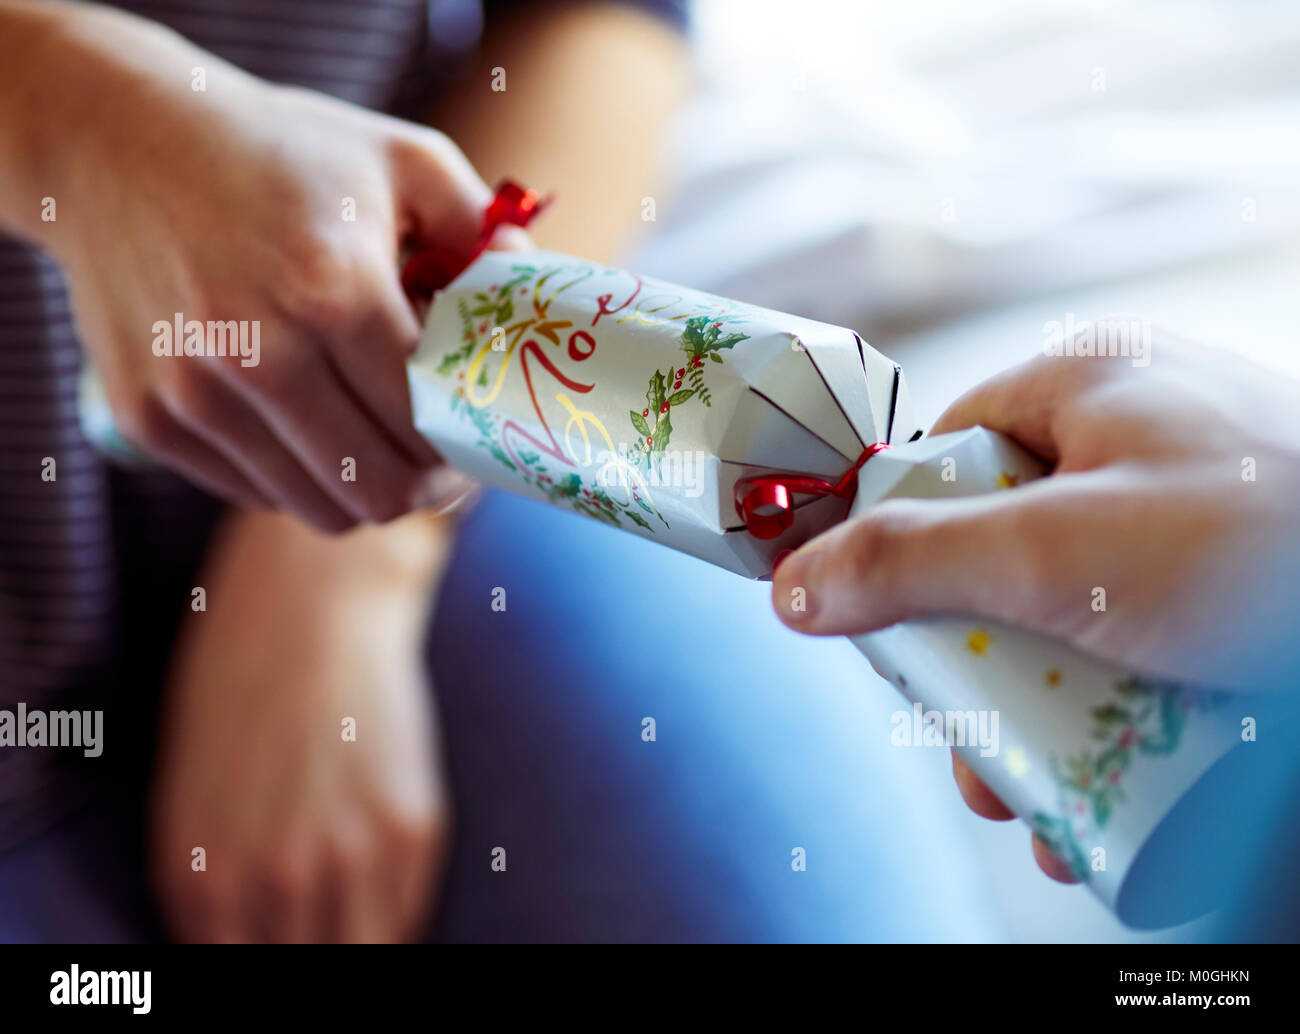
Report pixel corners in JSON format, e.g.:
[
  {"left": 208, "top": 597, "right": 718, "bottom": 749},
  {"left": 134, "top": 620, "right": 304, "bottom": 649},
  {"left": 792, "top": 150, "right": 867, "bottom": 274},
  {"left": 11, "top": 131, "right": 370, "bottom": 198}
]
[
  {"left": 770, "top": 330, "right": 1300, "bottom": 883},
  {"left": 150, "top": 510, "right": 452, "bottom": 942}
]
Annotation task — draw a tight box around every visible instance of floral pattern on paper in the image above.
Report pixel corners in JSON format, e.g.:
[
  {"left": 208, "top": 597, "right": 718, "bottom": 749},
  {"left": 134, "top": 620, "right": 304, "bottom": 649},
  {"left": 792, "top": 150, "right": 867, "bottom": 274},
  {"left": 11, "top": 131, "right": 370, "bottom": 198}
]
[{"left": 1030, "top": 676, "right": 1220, "bottom": 881}]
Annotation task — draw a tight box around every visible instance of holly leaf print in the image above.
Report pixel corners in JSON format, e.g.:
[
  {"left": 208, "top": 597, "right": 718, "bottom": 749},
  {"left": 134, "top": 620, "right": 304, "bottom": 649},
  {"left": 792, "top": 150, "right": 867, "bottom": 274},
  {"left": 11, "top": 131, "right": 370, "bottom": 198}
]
[
  {"left": 667, "top": 389, "right": 694, "bottom": 406},
  {"left": 651, "top": 408, "right": 672, "bottom": 454},
  {"left": 485, "top": 443, "right": 516, "bottom": 471},
  {"left": 466, "top": 404, "right": 495, "bottom": 440},
  {"left": 681, "top": 314, "right": 749, "bottom": 358},
  {"left": 501, "top": 268, "right": 535, "bottom": 295},
  {"left": 630, "top": 409, "right": 651, "bottom": 439},
  {"left": 436, "top": 340, "right": 475, "bottom": 376},
  {"left": 625, "top": 509, "right": 652, "bottom": 530},
  {"left": 646, "top": 370, "right": 667, "bottom": 413},
  {"left": 574, "top": 501, "right": 619, "bottom": 526},
  {"left": 557, "top": 473, "right": 582, "bottom": 498}
]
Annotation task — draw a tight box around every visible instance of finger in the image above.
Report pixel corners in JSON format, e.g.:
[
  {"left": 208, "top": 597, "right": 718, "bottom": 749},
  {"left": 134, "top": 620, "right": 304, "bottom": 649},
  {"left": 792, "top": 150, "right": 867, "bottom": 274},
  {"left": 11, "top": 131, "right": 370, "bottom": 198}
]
[
  {"left": 230, "top": 350, "right": 430, "bottom": 524},
  {"left": 772, "top": 474, "right": 1079, "bottom": 636},
  {"left": 421, "top": 467, "right": 479, "bottom": 516},
  {"left": 246, "top": 852, "right": 316, "bottom": 945},
  {"left": 322, "top": 278, "right": 443, "bottom": 469},
  {"left": 929, "top": 355, "right": 1066, "bottom": 460},
  {"left": 161, "top": 377, "right": 358, "bottom": 533},
  {"left": 119, "top": 396, "right": 271, "bottom": 509},
  {"left": 951, "top": 752, "right": 1015, "bottom": 821},
  {"left": 388, "top": 125, "right": 494, "bottom": 264},
  {"left": 485, "top": 224, "right": 535, "bottom": 254},
  {"left": 322, "top": 848, "right": 384, "bottom": 944},
  {"left": 392, "top": 861, "right": 438, "bottom": 943},
  {"left": 929, "top": 326, "right": 1139, "bottom": 454},
  {"left": 1032, "top": 833, "right": 1081, "bottom": 884},
  {"left": 154, "top": 860, "right": 241, "bottom": 945},
  {"left": 390, "top": 815, "right": 449, "bottom": 942}
]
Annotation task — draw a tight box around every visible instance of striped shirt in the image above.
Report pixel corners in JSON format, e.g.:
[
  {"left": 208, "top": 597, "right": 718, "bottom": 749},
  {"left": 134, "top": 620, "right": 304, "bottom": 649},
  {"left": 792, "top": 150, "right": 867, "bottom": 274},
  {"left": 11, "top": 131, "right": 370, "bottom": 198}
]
[{"left": 0, "top": 0, "right": 683, "bottom": 854}]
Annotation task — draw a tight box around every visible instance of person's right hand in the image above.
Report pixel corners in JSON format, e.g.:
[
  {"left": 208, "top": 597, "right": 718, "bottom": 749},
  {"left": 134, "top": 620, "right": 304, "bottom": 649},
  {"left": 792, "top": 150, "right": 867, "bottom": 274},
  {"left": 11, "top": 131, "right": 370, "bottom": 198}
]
[{"left": 25, "top": 5, "right": 502, "bottom": 530}]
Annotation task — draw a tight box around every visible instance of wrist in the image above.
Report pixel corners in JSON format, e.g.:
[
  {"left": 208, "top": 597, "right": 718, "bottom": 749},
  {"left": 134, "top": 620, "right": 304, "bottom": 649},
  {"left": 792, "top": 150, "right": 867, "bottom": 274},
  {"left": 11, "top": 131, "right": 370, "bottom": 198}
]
[{"left": 208, "top": 507, "right": 455, "bottom": 614}]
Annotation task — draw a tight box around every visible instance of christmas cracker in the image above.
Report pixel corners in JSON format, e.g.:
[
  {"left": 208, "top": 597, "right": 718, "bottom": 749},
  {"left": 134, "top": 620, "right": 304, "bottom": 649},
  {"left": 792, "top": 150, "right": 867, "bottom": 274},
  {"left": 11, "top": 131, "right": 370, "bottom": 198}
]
[{"left": 408, "top": 250, "right": 1243, "bottom": 927}]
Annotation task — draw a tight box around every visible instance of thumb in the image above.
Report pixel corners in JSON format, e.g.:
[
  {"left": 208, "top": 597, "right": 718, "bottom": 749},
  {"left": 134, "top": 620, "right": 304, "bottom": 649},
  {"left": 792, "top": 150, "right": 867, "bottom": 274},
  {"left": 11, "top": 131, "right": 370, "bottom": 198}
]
[{"left": 771, "top": 477, "right": 1075, "bottom": 637}]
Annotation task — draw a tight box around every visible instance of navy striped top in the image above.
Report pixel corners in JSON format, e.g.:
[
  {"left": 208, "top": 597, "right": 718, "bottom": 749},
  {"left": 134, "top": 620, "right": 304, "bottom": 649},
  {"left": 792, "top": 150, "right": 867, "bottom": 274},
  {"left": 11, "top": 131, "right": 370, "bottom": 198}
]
[{"left": 0, "top": 0, "right": 685, "bottom": 853}]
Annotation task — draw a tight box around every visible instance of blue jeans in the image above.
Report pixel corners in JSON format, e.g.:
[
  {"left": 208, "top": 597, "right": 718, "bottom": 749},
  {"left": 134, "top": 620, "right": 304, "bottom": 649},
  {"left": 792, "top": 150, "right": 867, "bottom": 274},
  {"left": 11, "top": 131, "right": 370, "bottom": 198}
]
[{"left": 1, "top": 489, "right": 1001, "bottom": 942}]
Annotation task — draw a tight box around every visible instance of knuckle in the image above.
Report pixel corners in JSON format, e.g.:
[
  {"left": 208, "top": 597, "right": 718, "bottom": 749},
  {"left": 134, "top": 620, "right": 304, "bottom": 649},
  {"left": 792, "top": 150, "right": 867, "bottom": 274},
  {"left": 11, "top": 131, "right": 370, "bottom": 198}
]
[
  {"left": 160, "top": 367, "right": 223, "bottom": 426},
  {"left": 388, "top": 125, "right": 456, "bottom": 168},
  {"left": 846, "top": 499, "right": 917, "bottom": 585},
  {"left": 117, "top": 392, "right": 175, "bottom": 452},
  {"left": 159, "top": 865, "right": 232, "bottom": 917},
  {"left": 242, "top": 351, "right": 307, "bottom": 403},
  {"left": 995, "top": 503, "right": 1057, "bottom": 626},
  {"left": 258, "top": 848, "right": 312, "bottom": 908},
  {"left": 833, "top": 499, "right": 929, "bottom": 624},
  {"left": 276, "top": 233, "right": 358, "bottom": 330},
  {"left": 383, "top": 806, "right": 444, "bottom": 856},
  {"left": 324, "top": 832, "right": 372, "bottom": 878}
]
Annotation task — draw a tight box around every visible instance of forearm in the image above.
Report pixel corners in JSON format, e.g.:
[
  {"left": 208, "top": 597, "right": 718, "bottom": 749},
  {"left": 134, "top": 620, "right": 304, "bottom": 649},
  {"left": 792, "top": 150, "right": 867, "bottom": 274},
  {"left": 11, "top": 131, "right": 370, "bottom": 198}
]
[
  {"left": 428, "top": 1, "right": 691, "bottom": 262},
  {"left": 0, "top": 0, "right": 250, "bottom": 251}
]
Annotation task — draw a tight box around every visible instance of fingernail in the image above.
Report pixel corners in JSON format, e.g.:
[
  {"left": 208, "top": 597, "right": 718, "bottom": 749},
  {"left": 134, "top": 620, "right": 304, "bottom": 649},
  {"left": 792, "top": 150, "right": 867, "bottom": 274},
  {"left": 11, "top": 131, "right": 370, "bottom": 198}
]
[{"left": 774, "top": 550, "right": 820, "bottom": 624}]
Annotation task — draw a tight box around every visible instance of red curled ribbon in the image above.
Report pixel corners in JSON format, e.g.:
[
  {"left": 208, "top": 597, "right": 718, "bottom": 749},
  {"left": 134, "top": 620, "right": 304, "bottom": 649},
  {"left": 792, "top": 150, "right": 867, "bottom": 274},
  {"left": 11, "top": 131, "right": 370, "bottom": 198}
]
[
  {"left": 401, "top": 180, "right": 550, "bottom": 300},
  {"left": 735, "top": 441, "right": 892, "bottom": 540}
]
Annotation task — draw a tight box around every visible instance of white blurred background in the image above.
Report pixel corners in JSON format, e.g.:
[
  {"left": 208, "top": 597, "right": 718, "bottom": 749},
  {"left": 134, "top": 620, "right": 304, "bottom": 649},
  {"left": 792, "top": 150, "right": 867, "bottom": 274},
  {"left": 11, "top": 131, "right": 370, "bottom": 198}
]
[{"left": 628, "top": 0, "right": 1300, "bottom": 941}]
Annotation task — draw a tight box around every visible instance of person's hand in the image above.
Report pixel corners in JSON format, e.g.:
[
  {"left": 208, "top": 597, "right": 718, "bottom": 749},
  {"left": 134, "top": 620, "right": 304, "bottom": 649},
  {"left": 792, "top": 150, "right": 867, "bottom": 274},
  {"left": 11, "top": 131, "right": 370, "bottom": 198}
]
[
  {"left": 772, "top": 325, "right": 1300, "bottom": 877},
  {"left": 17, "top": 5, "right": 500, "bottom": 530},
  {"left": 150, "top": 510, "right": 451, "bottom": 942}
]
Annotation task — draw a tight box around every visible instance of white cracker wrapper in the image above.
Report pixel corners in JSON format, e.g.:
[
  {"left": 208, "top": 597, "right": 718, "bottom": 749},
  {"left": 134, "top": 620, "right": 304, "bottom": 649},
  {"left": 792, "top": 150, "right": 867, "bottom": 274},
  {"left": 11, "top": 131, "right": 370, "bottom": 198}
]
[
  {"left": 409, "top": 250, "right": 1243, "bottom": 927},
  {"left": 848, "top": 429, "right": 1241, "bottom": 926},
  {"left": 409, "top": 250, "right": 923, "bottom": 577}
]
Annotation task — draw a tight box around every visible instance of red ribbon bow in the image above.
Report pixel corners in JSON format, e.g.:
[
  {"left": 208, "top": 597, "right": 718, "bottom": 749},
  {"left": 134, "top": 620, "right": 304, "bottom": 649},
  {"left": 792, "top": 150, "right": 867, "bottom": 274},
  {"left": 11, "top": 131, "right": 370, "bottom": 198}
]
[
  {"left": 401, "top": 180, "right": 549, "bottom": 300},
  {"left": 734, "top": 442, "right": 892, "bottom": 540}
]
